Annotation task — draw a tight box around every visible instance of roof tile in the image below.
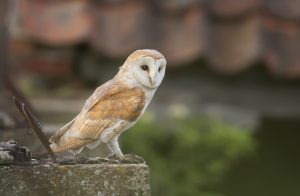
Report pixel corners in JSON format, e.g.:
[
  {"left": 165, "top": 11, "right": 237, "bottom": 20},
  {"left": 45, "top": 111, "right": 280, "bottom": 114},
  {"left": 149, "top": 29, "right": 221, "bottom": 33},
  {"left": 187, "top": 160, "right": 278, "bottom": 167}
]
[
  {"left": 207, "top": 14, "right": 262, "bottom": 73},
  {"left": 264, "top": 0, "right": 300, "bottom": 19},
  {"left": 156, "top": 6, "right": 206, "bottom": 65},
  {"left": 5, "top": 0, "right": 300, "bottom": 78},
  {"left": 19, "top": 0, "right": 92, "bottom": 45},
  {"left": 153, "top": 0, "right": 203, "bottom": 13},
  {"left": 89, "top": 1, "right": 152, "bottom": 57},
  {"left": 208, "top": 0, "right": 260, "bottom": 17},
  {"left": 264, "top": 16, "right": 300, "bottom": 78}
]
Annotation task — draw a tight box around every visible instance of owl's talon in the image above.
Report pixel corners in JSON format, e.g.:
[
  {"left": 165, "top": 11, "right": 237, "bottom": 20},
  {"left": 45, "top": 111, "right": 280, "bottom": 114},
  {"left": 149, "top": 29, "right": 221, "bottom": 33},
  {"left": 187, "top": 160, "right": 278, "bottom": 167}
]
[
  {"left": 107, "top": 154, "right": 121, "bottom": 160},
  {"left": 120, "top": 154, "right": 145, "bottom": 164}
]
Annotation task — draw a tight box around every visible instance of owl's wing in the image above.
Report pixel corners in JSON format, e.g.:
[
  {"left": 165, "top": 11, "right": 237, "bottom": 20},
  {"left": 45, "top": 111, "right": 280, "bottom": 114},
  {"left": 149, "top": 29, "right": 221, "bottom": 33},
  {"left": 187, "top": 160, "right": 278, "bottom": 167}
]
[
  {"left": 49, "top": 81, "right": 145, "bottom": 152},
  {"left": 49, "top": 80, "right": 114, "bottom": 144},
  {"left": 49, "top": 117, "right": 77, "bottom": 143}
]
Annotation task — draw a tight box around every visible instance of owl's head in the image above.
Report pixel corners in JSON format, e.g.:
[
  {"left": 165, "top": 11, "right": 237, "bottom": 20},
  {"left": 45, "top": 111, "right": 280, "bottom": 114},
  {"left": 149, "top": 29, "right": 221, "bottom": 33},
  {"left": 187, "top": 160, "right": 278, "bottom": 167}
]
[{"left": 117, "top": 49, "right": 167, "bottom": 89}]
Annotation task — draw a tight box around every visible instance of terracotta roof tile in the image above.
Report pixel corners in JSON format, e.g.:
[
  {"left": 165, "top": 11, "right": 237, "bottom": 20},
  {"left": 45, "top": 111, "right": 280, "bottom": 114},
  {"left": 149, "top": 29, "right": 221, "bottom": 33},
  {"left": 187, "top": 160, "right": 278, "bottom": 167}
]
[
  {"left": 19, "top": 0, "right": 91, "bottom": 45},
  {"left": 23, "top": 49, "right": 73, "bottom": 78},
  {"left": 207, "top": 14, "right": 262, "bottom": 73},
  {"left": 264, "top": 16, "right": 300, "bottom": 78},
  {"left": 264, "top": 0, "right": 300, "bottom": 19},
  {"left": 156, "top": 6, "right": 206, "bottom": 65},
  {"left": 208, "top": 0, "right": 260, "bottom": 17},
  {"left": 89, "top": 1, "right": 152, "bottom": 57},
  {"left": 153, "top": 0, "right": 202, "bottom": 13},
  {"left": 6, "top": 0, "right": 300, "bottom": 78}
]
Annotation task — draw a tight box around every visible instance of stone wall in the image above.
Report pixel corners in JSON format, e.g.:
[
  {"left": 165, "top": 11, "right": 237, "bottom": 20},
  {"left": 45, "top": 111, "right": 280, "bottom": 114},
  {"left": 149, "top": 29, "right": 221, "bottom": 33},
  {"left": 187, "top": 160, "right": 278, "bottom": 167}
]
[{"left": 0, "top": 163, "right": 150, "bottom": 196}]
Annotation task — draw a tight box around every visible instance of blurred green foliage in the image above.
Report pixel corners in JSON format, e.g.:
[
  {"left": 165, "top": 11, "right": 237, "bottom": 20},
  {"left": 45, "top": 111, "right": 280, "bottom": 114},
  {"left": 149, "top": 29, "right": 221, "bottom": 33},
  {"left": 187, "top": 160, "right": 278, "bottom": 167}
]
[{"left": 121, "top": 115, "right": 256, "bottom": 196}]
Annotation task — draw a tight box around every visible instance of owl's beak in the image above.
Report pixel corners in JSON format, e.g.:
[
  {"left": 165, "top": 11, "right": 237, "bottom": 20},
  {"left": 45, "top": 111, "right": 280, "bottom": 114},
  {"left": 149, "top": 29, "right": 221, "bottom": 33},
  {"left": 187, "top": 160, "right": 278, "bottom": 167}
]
[{"left": 149, "top": 70, "right": 157, "bottom": 87}]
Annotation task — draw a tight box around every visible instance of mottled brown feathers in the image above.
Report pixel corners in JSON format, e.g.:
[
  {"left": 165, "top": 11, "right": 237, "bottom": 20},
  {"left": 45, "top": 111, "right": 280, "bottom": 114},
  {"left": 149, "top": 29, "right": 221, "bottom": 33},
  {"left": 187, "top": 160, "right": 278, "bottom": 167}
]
[
  {"left": 49, "top": 81, "right": 145, "bottom": 152},
  {"left": 88, "top": 85, "right": 145, "bottom": 121}
]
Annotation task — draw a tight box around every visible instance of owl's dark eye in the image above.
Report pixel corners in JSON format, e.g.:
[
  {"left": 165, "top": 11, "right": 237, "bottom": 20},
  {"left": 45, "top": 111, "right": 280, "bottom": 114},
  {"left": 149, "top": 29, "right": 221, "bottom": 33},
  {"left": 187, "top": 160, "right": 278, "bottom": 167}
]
[
  {"left": 141, "top": 65, "right": 149, "bottom": 71},
  {"left": 158, "top": 66, "right": 162, "bottom": 72}
]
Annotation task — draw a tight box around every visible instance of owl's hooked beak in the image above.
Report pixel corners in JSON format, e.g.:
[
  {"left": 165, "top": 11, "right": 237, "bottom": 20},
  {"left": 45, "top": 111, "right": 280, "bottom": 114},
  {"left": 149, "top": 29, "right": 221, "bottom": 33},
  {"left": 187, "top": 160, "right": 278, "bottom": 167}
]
[{"left": 149, "top": 70, "right": 157, "bottom": 87}]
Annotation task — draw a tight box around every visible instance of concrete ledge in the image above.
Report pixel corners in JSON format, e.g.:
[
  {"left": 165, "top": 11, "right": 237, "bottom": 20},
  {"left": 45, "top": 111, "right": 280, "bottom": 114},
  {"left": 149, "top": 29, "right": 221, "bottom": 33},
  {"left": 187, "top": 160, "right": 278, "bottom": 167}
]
[{"left": 0, "top": 164, "right": 150, "bottom": 196}]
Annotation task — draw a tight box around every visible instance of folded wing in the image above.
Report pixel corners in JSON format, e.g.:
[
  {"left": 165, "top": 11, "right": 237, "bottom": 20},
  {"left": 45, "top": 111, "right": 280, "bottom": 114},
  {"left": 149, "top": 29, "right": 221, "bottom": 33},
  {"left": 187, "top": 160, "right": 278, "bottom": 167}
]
[{"left": 49, "top": 80, "right": 145, "bottom": 153}]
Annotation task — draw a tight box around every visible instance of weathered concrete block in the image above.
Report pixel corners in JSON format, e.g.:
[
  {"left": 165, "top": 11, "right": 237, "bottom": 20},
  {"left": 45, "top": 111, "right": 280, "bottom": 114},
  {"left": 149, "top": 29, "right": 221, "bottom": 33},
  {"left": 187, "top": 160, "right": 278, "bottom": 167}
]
[{"left": 0, "top": 164, "right": 150, "bottom": 196}]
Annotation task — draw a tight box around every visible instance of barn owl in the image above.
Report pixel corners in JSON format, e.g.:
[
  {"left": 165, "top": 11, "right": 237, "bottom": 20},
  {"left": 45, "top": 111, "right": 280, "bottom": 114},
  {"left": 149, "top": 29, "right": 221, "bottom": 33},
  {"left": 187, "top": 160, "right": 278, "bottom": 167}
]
[{"left": 49, "top": 49, "right": 166, "bottom": 158}]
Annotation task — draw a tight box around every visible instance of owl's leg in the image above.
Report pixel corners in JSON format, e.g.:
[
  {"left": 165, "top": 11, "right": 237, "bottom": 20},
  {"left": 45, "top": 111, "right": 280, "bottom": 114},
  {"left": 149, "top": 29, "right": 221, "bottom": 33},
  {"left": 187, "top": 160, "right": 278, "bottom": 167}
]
[
  {"left": 69, "top": 146, "right": 84, "bottom": 155},
  {"left": 107, "top": 137, "right": 123, "bottom": 159},
  {"left": 86, "top": 138, "right": 102, "bottom": 149}
]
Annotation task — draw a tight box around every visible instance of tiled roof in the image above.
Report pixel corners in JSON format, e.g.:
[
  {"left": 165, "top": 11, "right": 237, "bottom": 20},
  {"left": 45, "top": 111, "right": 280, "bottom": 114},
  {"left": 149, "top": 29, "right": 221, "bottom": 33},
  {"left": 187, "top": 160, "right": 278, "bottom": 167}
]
[{"left": 8, "top": 0, "right": 300, "bottom": 78}]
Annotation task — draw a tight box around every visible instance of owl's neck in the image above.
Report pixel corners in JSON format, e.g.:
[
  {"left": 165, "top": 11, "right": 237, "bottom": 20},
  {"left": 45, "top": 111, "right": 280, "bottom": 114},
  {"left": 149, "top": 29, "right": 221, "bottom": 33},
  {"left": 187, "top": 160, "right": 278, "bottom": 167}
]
[{"left": 114, "top": 70, "right": 156, "bottom": 107}]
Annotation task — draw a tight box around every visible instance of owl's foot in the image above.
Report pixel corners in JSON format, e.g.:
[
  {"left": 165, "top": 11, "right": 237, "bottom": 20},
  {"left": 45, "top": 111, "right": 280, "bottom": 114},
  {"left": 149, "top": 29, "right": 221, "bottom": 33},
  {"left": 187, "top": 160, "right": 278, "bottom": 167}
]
[
  {"left": 107, "top": 153, "right": 145, "bottom": 164},
  {"left": 121, "top": 154, "right": 145, "bottom": 164},
  {"left": 107, "top": 153, "right": 121, "bottom": 160}
]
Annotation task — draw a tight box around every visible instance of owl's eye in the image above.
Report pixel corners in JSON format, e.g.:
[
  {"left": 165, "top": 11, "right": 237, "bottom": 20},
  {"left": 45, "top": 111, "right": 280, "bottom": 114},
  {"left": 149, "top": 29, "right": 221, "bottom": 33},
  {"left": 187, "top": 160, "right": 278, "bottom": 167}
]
[
  {"left": 158, "top": 66, "right": 162, "bottom": 72},
  {"left": 141, "top": 65, "right": 149, "bottom": 71}
]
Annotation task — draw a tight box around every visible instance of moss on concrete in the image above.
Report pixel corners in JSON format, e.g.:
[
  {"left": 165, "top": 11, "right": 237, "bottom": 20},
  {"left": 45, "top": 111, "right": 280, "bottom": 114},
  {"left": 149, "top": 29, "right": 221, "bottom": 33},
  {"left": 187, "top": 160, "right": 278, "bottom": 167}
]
[
  {"left": 0, "top": 164, "right": 150, "bottom": 196},
  {"left": 0, "top": 151, "right": 13, "bottom": 165}
]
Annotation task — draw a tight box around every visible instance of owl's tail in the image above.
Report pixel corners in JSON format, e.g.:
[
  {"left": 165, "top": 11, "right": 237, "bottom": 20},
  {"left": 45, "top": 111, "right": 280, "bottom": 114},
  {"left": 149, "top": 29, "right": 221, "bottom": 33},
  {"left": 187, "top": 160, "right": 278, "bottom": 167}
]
[{"left": 48, "top": 139, "right": 86, "bottom": 155}]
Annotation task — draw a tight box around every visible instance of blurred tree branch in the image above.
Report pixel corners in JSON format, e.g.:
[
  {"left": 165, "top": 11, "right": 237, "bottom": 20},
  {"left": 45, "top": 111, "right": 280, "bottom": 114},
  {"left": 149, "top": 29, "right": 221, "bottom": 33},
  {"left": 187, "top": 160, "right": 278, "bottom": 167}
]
[
  {"left": 0, "top": 0, "right": 38, "bottom": 117},
  {"left": 0, "top": 0, "right": 9, "bottom": 77},
  {"left": 13, "top": 97, "right": 56, "bottom": 162}
]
